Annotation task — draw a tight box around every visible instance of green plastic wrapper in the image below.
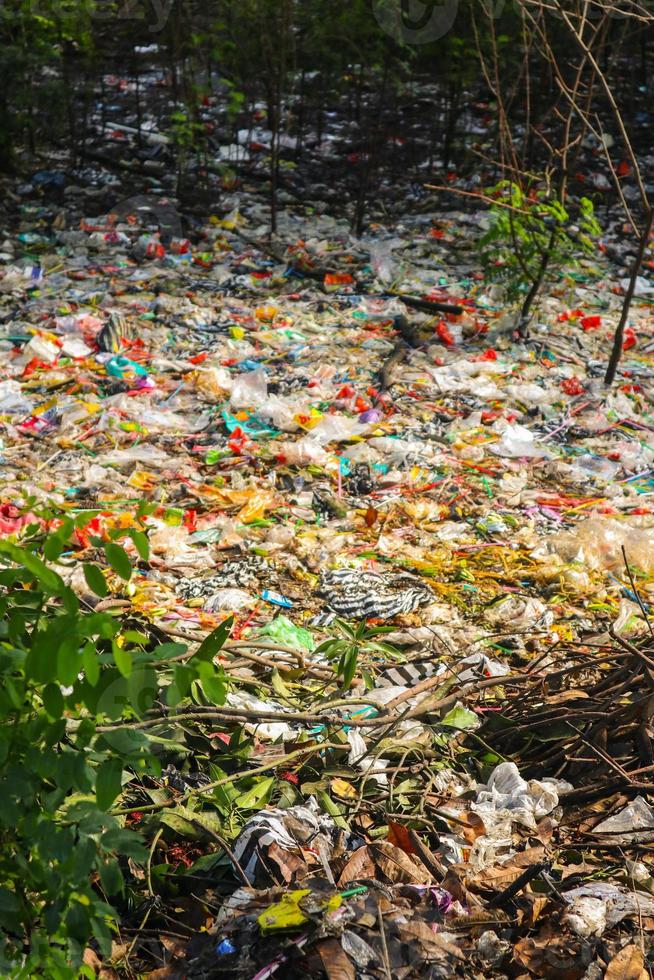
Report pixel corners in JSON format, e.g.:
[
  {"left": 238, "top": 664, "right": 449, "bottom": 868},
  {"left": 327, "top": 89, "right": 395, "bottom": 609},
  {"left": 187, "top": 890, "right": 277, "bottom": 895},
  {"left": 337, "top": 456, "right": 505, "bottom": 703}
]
[{"left": 258, "top": 614, "right": 315, "bottom": 652}]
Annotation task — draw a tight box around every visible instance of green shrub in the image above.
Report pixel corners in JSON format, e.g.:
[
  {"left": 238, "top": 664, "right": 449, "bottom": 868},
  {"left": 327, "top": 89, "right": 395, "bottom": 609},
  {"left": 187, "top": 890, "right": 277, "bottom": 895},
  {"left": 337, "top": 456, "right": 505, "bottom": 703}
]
[
  {"left": 479, "top": 180, "right": 601, "bottom": 327},
  {"left": 0, "top": 517, "right": 230, "bottom": 977}
]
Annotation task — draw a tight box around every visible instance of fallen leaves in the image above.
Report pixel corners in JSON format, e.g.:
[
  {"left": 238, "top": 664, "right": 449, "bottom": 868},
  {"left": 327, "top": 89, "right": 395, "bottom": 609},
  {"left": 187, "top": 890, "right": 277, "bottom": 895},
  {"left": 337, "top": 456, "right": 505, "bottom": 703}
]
[
  {"left": 370, "top": 841, "right": 432, "bottom": 885},
  {"left": 318, "top": 938, "right": 356, "bottom": 980},
  {"left": 605, "top": 943, "right": 648, "bottom": 980},
  {"left": 336, "top": 841, "right": 431, "bottom": 886},
  {"left": 387, "top": 819, "right": 418, "bottom": 855},
  {"left": 513, "top": 928, "right": 593, "bottom": 980},
  {"left": 471, "top": 846, "right": 547, "bottom": 894}
]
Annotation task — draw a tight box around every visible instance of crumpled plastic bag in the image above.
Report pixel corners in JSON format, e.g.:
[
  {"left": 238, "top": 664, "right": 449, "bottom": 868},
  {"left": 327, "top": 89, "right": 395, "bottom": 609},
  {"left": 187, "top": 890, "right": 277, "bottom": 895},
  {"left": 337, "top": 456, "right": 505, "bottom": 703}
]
[
  {"left": 346, "top": 729, "right": 390, "bottom": 785},
  {"left": 204, "top": 588, "right": 253, "bottom": 613},
  {"left": 368, "top": 239, "right": 402, "bottom": 284},
  {"left": 0, "top": 503, "right": 42, "bottom": 536},
  {"left": 258, "top": 615, "right": 315, "bottom": 652},
  {"left": 101, "top": 444, "right": 175, "bottom": 469},
  {"left": 309, "top": 414, "right": 371, "bottom": 445},
  {"left": 504, "top": 383, "right": 551, "bottom": 406},
  {"left": 148, "top": 522, "right": 201, "bottom": 562},
  {"left": 257, "top": 889, "right": 342, "bottom": 933},
  {"left": 547, "top": 517, "right": 654, "bottom": 573},
  {"left": 225, "top": 691, "right": 298, "bottom": 741},
  {"left": 563, "top": 882, "right": 654, "bottom": 935},
  {"left": 484, "top": 595, "right": 553, "bottom": 631},
  {"left": 0, "top": 380, "right": 34, "bottom": 415},
  {"left": 613, "top": 599, "right": 649, "bottom": 637},
  {"left": 477, "top": 930, "right": 512, "bottom": 967},
  {"left": 230, "top": 367, "right": 268, "bottom": 409},
  {"left": 22, "top": 335, "right": 60, "bottom": 364},
  {"left": 472, "top": 762, "right": 570, "bottom": 832},
  {"left": 456, "top": 652, "right": 510, "bottom": 682},
  {"left": 593, "top": 796, "right": 654, "bottom": 838},
  {"left": 275, "top": 438, "right": 329, "bottom": 466},
  {"left": 491, "top": 423, "right": 551, "bottom": 459},
  {"left": 621, "top": 275, "right": 654, "bottom": 295},
  {"left": 563, "top": 896, "right": 607, "bottom": 937}
]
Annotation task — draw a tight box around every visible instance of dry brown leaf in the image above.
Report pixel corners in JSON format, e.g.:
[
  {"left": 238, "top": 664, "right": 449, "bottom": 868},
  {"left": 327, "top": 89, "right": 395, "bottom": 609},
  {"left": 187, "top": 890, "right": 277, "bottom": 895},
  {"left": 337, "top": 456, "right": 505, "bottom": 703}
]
[
  {"left": 371, "top": 841, "right": 431, "bottom": 884},
  {"left": 99, "top": 969, "right": 120, "bottom": 980},
  {"left": 535, "top": 816, "right": 556, "bottom": 846},
  {"left": 83, "top": 949, "right": 102, "bottom": 975},
  {"left": 267, "top": 840, "right": 309, "bottom": 884},
  {"left": 128, "top": 857, "right": 146, "bottom": 881},
  {"left": 396, "top": 918, "right": 441, "bottom": 945},
  {"left": 448, "top": 909, "right": 510, "bottom": 930},
  {"left": 337, "top": 845, "right": 377, "bottom": 886},
  {"left": 387, "top": 820, "right": 418, "bottom": 855},
  {"left": 109, "top": 942, "right": 129, "bottom": 963},
  {"left": 605, "top": 944, "right": 647, "bottom": 980},
  {"left": 472, "top": 847, "right": 546, "bottom": 893},
  {"left": 458, "top": 811, "right": 486, "bottom": 844},
  {"left": 396, "top": 919, "right": 465, "bottom": 961},
  {"left": 317, "top": 938, "right": 356, "bottom": 980},
  {"left": 513, "top": 931, "right": 590, "bottom": 980},
  {"left": 545, "top": 689, "right": 589, "bottom": 704},
  {"left": 442, "top": 867, "right": 484, "bottom": 909},
  {"left": 519, "top": 893, "right": 549, "bottom": 928},
  {"left": 364, "top": 506, "right": 378, "bottom": 527},
  {"left": 159, "top": 935, "right": 187, "bottom": 960},
  {"left": 170, "top": 894, "right": 215, "bottom": 931}
]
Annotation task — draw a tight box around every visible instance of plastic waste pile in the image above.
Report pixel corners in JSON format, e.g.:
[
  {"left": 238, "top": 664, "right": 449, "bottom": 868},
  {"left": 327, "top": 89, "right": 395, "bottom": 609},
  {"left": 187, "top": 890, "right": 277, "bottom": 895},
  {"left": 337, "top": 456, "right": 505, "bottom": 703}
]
[{"left": 2, "top": 179, "right": 654, "bottom": 978}]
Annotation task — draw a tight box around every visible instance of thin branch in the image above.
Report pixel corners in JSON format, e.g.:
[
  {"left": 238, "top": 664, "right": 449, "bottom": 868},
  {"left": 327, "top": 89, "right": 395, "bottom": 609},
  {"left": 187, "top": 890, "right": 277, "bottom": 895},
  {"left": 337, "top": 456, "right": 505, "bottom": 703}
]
[{"left": 425, "top": 183, "right": 548, "bottom": 218}]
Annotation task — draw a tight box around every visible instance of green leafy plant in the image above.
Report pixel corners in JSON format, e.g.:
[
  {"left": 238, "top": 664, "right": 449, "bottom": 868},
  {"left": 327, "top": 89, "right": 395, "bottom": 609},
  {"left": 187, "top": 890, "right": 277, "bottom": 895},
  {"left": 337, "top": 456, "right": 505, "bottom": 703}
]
[
  {"left": 0, "top": 518, "right": 231, "bottom": 978},
  {"left": 479, "top": 180, "right": 602, "bottom": 335},
  {"left": 316, "top": 619, "right": 403, "bottom": 690}
]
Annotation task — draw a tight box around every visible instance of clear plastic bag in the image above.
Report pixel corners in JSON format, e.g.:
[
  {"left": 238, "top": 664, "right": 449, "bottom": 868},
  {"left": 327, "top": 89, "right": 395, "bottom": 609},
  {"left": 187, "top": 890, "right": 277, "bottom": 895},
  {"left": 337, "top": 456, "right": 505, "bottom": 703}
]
[
  {"left": 492, "top": 423, "right": 551, "bottom": 459},
  {"left": 0, "top": 380, "right": 34, "bottom": 415},
  {"left": 549, "top": 517, "right": 654, "bottom": 573},
  {"left": 230, "top": 367, "right": 268, "bottom": 409}
]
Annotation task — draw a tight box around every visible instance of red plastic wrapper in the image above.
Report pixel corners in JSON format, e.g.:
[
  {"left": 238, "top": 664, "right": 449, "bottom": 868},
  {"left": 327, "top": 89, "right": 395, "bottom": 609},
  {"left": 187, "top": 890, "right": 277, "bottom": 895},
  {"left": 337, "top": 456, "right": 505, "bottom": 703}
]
[
  {"left": 435, "top": 320, "right": 455, "bottom": 346},
  {"left": 623, "top": 327, "right": 637, "bottom": 350},
  {"left": 561, "top": 377, "right": 585, "bottom": 396},
  {"left": 581, "top": 315, "right": 602, "bottom": 331}
]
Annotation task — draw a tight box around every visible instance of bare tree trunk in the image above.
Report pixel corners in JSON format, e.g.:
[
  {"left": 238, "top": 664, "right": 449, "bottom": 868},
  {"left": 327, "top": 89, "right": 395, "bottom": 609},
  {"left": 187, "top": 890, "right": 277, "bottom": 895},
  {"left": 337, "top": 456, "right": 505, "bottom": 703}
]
[
  {"left": 605, "top": 209, "right": 653, "bottom": 386},
  {"left": 518, "top": 226, "right": 557, "bottom": 338}
]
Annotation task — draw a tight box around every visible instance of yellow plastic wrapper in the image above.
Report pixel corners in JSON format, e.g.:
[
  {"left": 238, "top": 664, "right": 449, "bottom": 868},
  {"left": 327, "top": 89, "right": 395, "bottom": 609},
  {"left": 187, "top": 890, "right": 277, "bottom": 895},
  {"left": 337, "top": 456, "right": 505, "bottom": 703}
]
[
  {"left": 257, "top": 890, "right": 342, "bottom": 933},
  {"left": 255, "top": 305, "right": 279, "bottom": 322},
  {"left": 127, "top": 470, "right": 160, "bottom": 491},
  {"left": 236, "top": 491, "right": 278, "bottom": 524},
  {"left": 197, "top": 487, "right": 279, "bottom": 522},
  {"left": 219, "top": 209, "right": 242, "bottom": 230},
  {"left": 294, "top": 407, "right": 323, "bottom": 431}
]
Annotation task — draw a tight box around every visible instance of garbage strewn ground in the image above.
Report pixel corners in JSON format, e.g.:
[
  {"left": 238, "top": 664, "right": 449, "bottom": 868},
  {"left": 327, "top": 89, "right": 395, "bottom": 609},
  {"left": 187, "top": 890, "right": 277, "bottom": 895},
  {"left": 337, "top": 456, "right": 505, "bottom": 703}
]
[{"left": 2, "top": 174, "right": 654, "bottom": 979}]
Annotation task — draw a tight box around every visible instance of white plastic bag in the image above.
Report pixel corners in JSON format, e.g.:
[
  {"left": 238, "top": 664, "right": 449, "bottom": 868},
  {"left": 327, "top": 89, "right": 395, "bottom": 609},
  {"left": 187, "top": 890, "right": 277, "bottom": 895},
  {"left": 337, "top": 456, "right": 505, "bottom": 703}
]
[{"left": 230, "top": 368, "right": 268, "bottom": 409}]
